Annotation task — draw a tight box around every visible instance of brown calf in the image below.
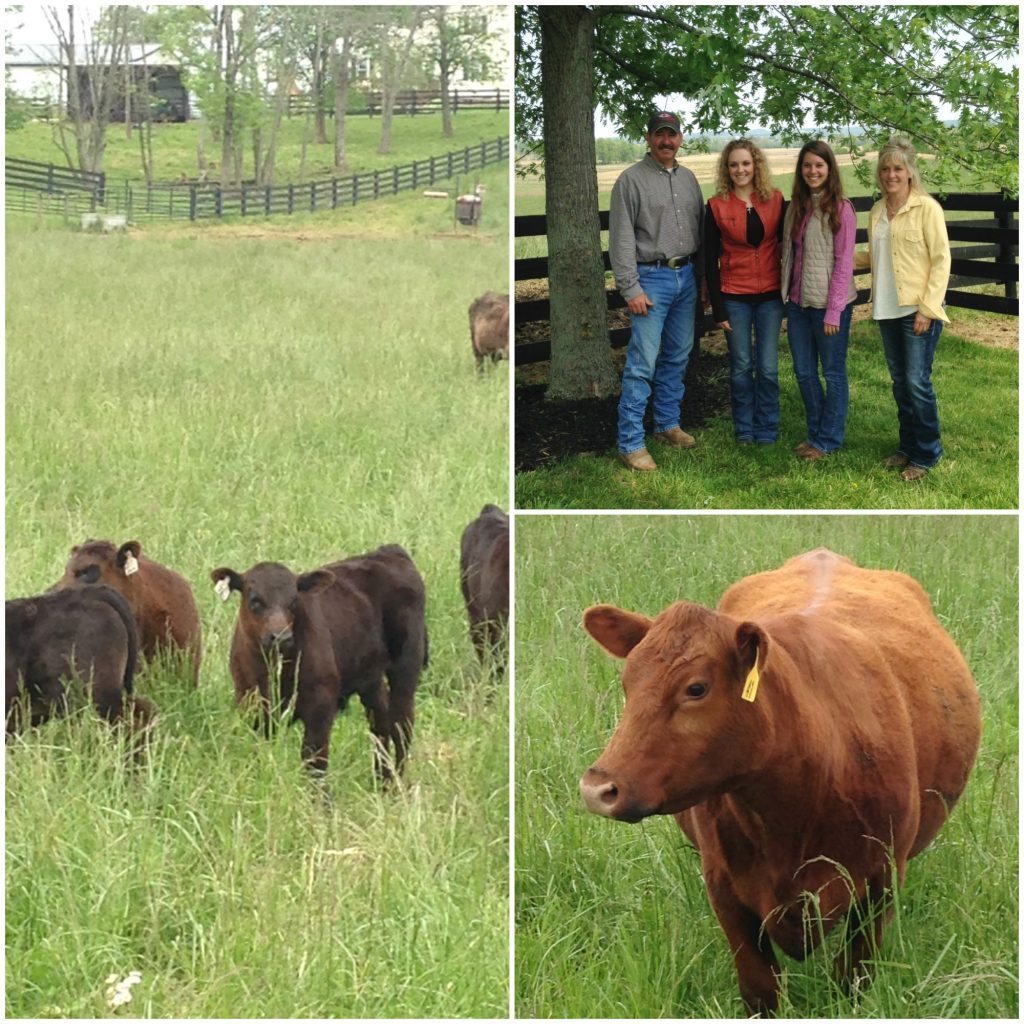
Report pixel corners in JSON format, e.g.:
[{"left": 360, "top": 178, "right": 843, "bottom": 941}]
[
  {"left": 469, "top": 291, "right": 509, "bottom": 373},
  {"left": 579, "top": 549, "right": 981, "bottom": 1016},
  {"left": 459, "top": 504, "right": 509, "bottom": 670},
  {"left": 6, "top": 586, "right": 156, "bottom": 740},
  {"left": 211, "top": 544, "right": 428, "bottom": 783},
  {"left": 55, "top": 539, "right": 202, "bottom": 685}
]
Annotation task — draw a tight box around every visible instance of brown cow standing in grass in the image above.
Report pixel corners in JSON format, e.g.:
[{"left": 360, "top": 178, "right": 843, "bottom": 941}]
[
  {"left": 469, "top": 291, "right": 509, "bottom": 373},
  {"left": 579, "top": 549, "right": 981, "bottom": 1016},
  {"left": 211, "top": 544, "right": 428, "bottom": 784},
  {"left": 460, "top": 504, "right": 509, "bottom": 672},
  {"left": 6, "top": 586, "right": 156, "bottom": 742},
  {"left": 55, "top": 539, "right": 202, "bottom": 685}
]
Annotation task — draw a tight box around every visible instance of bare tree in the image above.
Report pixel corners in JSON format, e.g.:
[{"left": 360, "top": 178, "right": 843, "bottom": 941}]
[{"left": 44, "top": 4, "right": 132, "bottom": 174}]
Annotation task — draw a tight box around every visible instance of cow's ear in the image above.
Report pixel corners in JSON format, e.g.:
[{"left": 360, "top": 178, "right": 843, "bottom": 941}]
[
  {"left": 117, "top": 541, "right": 142, "bottom": 567},
  {"left": 211, "top": 567, "right": 244, "bottom": 593},
  {"left": 297, "top": 569, "right": 335, "bottom": 594},
  {"left": 735, "top": 621, "right": 769, "bottom": 679},
  {"left": 583, "top": 605, "right": 652, "bottom": 658}
]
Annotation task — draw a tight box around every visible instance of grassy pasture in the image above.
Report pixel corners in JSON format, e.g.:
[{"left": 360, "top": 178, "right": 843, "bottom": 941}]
[
  {"left": 9, "top": 110, "right": 510, "bottom": 183},
  {"left": 5, "top": 160, "right": 510, "bottom": 1018},
  {"left": 515, "top": 514, "right": 1018, "bottom": 1019}
]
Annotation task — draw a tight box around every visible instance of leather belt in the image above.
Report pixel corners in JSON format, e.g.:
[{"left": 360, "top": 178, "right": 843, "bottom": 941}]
[{"left": 640, "top": 255, "right": 692, "bottom": 269}]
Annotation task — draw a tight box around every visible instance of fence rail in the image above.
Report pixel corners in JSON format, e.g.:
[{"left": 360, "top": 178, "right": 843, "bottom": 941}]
[
  {"left": 4, "top": 155, "right": 106, "bottom": 203},
  {"left": 6, "top": 136, "right": 507, "bottom": 222},
  {"left": 514, "top": 193, "right": 1018, "bottom": 365},
  {"left": 287, "top": 88, "right": 507, "bottom": 118}
]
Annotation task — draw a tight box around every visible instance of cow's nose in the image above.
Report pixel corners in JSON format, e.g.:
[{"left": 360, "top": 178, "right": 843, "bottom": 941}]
[
  {"left": 262, "top": 626, "right": 293, "bottom": 650},
  {"left": 579, "top": 768, "right": 621, "bottom": 817}
]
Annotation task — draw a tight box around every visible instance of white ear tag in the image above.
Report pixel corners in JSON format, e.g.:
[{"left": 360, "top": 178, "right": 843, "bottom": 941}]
[
  {"left": 214, "top": 577, "right": 232, "bottom": 602},
  {"left": 123, "top": 553, "right": 139, "bottom": 576}
]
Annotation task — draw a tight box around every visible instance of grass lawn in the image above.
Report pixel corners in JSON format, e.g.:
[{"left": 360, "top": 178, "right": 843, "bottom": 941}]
[
  {"left": 514, "top": 316, "right": 1018, "bottom": 509},
  {"left": 5, "top": 158, "right": 510, "bottom": 1018},
  {"left": 515, "top": 514, "right": 1018, "bottom": 1020}
]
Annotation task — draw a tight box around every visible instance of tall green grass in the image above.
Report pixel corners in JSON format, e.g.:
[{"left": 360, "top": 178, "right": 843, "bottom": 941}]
[
  {"left": 515, "top": 515, "right": 1018, "bottom": 1019},
  {"left": 5, "top": 162, "right": 510, "bottom": 1018}
]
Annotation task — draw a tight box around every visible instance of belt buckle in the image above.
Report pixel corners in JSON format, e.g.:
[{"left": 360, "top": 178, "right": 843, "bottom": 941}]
[{"left": 667, "top": 256, "right": 685, "bottom": 269}]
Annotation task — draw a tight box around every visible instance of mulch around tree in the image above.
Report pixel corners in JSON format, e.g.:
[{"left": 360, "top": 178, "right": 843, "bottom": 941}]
[{"left": 515, "top": 347, "right": 731, "bottom": 473}]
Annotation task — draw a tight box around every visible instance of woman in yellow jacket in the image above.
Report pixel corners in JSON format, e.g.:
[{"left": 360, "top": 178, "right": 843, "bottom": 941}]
[{"left": 855, "top": 138, "right": 951, "bottom": 481}]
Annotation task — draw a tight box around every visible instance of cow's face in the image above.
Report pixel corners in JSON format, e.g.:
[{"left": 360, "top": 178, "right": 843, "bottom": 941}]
[
  {"left": 56, "top": 540, "right": 141, "bottom": 594},
  {"left": 211, "top": 562, "right": 334, "bottom": 655},
  {"left": 579, "top": 601, "right": 770, "bottom": 822}
]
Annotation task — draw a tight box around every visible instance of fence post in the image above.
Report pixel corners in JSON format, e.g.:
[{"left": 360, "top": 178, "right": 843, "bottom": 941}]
[
  {"left": 393, "top": 166, "right": 399, "bottom": 194},
  {"left": 495, "top": 88, "right": 501, "bottom": 112},
  {"left": 309, "top": 182, "right": 315, "bottom": 211},
  {"left": 353, "top": 176, "right": 359, "bottom": 206},
  {"left": 374, "top": 170, "right": 380, "bottom": 199},
  {"left": 241, "top": 186, "right": 247, "bottom": 217},
  {"left": 997, "top": 202, "right": 1017, "bottom": 302},
  {"left": 288, "top": 184, "right": 294, "bottom": 214},
  {"left": 411, "top": 89, "right": 417, "bottom": 115},
  {"left": 430, "top": 154, "right": 436, "bottom": 185},
  {"left": 47, "top": 163, "right": 54, "bottom": 194},
  {"left": 453, "top": 90, "right": 459, "bottom": 115},
  {"left": 215, "top": 187, "right": 223, "bottom": 218},
  {"left": 97, "top": 171, "right": 106, "bottom": 205},
  {"left": 266, "top": 185, "right": 272, "bottom": 216},
  {"left": 189, "top": 186, "right": 197, "bottom": 220},
  {"left": 332, "top": 177, "right": 338, "bottom": 208}
]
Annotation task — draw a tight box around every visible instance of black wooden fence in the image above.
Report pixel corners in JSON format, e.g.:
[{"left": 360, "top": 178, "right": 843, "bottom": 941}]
[
  {"left": 5, "top": 136, "right": 507, "bottom": 222},
  {"left": 515, "top": 193, "right": 1018, "bottom": 365},
  {"left": 4, "top": 156, "right": 106, "bottom": 204},
  {"left": 287, "top": 88, "right": 508, "bottom": 118}
]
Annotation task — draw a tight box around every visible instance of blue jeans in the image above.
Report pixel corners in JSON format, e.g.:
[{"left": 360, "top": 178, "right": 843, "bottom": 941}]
[
  {"left": 786, "top": 302, "right": 853, "bottom": 453},
  {"left": 723, "top": 297, "right": 783, "bottom": 443},
  {"left": 877, "top": 313, "right": 943, "bottom": 468},
  {"left": 617, "top": 263, "right": 697, "bottom": 454}
]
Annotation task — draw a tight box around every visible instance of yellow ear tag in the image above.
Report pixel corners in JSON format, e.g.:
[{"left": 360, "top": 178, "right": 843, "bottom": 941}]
[{"left": 741, "top": 658, "right": 760, "bottom": 703}]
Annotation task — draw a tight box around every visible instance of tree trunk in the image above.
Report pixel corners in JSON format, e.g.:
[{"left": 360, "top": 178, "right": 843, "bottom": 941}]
[
  {"left": 333, "top": 34, "right": 352, "bottom": 172},
  {"left": 438, "top": 9, "right": 453, "bottom": 138},
  {"left": 540, "top": 7, "right": 617, "bottom": 400},
  {"left": 313, "top": 17, "right": 327, "bottom": 145}
]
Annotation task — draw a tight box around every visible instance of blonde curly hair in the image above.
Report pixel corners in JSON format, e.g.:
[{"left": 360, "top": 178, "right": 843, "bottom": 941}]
[{"left": 715, "top": 139, "right": 775, "bottom": 202}]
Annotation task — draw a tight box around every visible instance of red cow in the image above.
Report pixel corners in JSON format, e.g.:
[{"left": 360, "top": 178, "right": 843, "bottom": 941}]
[
  {"left": 469, "top": 292, "right": 509, "bottom": 373},
  {"left": 55, "top": 539, "right": 202, "bottom": 685},
  {"left": 579, "top": 549, "right": 981, "bottom": 1016},
  {"left": 211, "top": 544, "right": 428, "bottom": 783},
  {"left": 459, "top": 504, "right": 509, "bottom": 671},
  {"left": 6, "top": 586, "right": 156, "bottom": 740}
]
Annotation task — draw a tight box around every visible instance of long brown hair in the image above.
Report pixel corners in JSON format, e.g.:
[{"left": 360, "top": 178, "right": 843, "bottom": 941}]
[{"left": 789, "top": 140, "right": 846, "bottom": 235}]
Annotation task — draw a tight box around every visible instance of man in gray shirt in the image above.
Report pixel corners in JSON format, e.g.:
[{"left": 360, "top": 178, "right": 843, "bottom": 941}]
[{"left": 609, "top": 111, "right": 704, "bottom": 471}]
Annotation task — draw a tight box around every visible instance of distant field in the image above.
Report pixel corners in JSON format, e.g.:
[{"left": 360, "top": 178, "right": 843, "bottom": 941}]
[
  {"left": 5, "top": 160, "right": 510, "bottom": 1018},
  {"left": 7, "top": 109, "right": 509, "bottom": 184}
]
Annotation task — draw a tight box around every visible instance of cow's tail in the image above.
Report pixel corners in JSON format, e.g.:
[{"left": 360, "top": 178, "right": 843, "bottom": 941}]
[
  {"left": 91, "top": 586, "right": 140, "bottom": 693},
  {"left": 422, "top": 624, "right": 430, "bottom": 670}
]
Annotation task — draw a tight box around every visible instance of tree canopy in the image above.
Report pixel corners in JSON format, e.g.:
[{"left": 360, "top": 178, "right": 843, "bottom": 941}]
[
  {"left": 518, "top": 4, "right": 1018, "bottom": 193},
  {"left": 516, "top": 4, "right": 1018, "bottom": 400}
]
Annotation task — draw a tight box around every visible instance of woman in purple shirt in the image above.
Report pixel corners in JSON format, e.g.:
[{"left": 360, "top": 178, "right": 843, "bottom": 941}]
[{"left": 780, "top": 141, "right": 858, "bottom": 460}]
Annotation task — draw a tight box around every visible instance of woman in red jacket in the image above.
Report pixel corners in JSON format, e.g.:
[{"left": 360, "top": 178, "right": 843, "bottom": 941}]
[{"left": 705, "top": 139, "right": 785, "bottom": 445}]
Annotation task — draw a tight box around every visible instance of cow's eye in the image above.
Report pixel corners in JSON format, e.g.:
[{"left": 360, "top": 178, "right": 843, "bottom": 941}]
[
  {"left": 77, "top": 566, "right": 100, "bottom": 584},
  {"left": 248, "top": 595, "right": 264, "bottom": 612},
  {"left": 685, "top": 682, "right": 708, "bottom": 699}
]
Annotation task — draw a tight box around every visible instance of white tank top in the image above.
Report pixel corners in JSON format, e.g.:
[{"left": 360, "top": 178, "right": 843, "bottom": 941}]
[{"left": 872, "top": 209, "right": 918, "bottom": 320}]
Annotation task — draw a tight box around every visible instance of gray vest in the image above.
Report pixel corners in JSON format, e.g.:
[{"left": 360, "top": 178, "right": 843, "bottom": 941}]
[{"left": 782, "top": 195, "right": 857, "bottom": 308}]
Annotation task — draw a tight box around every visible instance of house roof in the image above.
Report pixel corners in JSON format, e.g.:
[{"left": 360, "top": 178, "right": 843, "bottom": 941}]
[{"left": 5, "top": 43, "right": 170, "bottom": 67}]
